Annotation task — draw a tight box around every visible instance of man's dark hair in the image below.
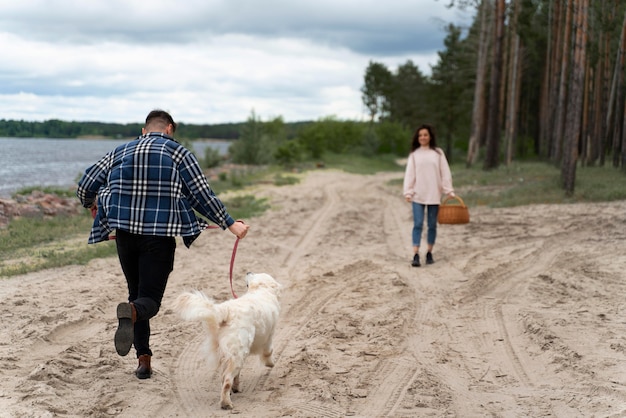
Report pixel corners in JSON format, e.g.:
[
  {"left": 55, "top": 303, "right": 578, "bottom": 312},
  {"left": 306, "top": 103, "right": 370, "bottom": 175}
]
[{"left": 145, "top": 109, "right": 177, "bottom": 133}]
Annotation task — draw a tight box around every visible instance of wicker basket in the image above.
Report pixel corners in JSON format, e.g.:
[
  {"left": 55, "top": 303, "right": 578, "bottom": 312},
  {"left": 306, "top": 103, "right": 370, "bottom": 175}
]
[{"left": 438, "top": 195, "right": 470, "bottom": 224}]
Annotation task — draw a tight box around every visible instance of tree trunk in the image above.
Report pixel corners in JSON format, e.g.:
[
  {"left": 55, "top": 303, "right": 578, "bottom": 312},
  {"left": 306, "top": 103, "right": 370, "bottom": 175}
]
[
  {"left": 580, "top": 56, "right": 591, "bottom": 166},
  {"left": 561, "top": 0, "right": 588, "bottom": 195},
  {"left": 545, "top": 0, "right": 564, "bottom": 159},
  {"left": 538, "top": 0, "right": 555, "bottom": 158},
  {"left": 622, "top": 88, "right": 626, "bottom": 171},
  {"left": 608, "top": 9, "right": 626, "bottom": 168},
  {"left": 599, "top": 13, "right": 613, "bottom": 167},
  {"left": 552, "top": 0, "right": 573, "bottom": 163},
  {"left": 587, "top": 2, "right": 615, "bottom": 167},
  {"left": 466, "top": 0, "right": 492, "bottom": 167},
  {"left": 505, "top": 0, "right": 522, "bottom": 165},
  {"left": 587, "top": 34, "right": 606, "bottom": 166},
  {"left": 483, "top": 0, "right": 505, "bottom": 170}
]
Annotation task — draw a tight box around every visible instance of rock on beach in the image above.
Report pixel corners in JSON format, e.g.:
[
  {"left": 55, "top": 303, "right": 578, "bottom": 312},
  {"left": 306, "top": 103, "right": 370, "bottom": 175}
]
[{"left": 0, "top": 190, "right": 82, "bottom": 228}]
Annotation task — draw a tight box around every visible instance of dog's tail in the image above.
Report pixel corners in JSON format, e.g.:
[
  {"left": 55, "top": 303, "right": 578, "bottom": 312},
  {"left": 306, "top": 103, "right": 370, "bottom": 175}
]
[
  {"left": 172, "top": 290, "right": 226, "bottom": 329},
  {"left": 173, "top": 290, "right": 226, "bottom": 370}
]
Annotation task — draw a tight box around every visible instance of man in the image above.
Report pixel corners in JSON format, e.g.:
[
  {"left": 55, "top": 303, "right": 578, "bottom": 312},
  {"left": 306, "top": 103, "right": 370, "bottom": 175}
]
[{"left": 77, "top": 109, "right": 249, "bottom": 379}]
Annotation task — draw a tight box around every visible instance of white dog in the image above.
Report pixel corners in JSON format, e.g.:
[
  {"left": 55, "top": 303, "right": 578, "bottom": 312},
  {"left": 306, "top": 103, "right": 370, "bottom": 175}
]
[{"left": 173, "top": 272, "right": 282, "bottom": 410}]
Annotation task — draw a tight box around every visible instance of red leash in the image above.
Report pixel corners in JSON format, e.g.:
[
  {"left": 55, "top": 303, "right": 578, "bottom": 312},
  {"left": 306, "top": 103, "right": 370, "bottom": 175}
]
[
  {"left": 207, "top": 220, "right": 246, "bottom": 299},
  {"left": 228, "top": 236, "right": 241, "bottom": 299}
]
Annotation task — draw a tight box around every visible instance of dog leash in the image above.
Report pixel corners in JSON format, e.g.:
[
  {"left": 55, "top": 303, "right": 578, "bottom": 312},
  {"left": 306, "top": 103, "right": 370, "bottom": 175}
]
[
  {"left": 207, "top": 219, "right": 246, "bottom": 299},
  {"left": 228, "top": 234, "right": 241, "bottom": 299}
]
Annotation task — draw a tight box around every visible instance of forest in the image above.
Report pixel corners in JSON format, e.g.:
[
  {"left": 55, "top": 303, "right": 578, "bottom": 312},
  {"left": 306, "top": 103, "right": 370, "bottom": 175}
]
[
  {"left": 0, "top": 119, "right": 246, "bottom": 140},
  {"left": 3, "top": 1, "right": 626, "bottom": 195},
  {"left": 362, "top": 0, "right": 626, "bottom": 194}
]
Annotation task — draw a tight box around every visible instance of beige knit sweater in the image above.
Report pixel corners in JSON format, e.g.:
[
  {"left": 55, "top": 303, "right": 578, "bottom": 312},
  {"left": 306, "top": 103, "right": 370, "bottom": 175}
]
[{"left": 403, "top": 147, "right": 454, "bottom": 205}]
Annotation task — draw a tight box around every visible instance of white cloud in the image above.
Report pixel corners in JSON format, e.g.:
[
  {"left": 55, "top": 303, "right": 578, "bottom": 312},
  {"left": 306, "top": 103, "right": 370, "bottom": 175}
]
[{"left": 0, "top": 0, "right": 472, "bottom": 124}]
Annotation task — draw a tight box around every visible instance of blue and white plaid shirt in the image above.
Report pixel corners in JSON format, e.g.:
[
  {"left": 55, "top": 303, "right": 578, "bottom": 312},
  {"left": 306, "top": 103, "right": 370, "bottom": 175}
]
[{"left": 76, "top": 132, "right": 234, "bottom": 247}]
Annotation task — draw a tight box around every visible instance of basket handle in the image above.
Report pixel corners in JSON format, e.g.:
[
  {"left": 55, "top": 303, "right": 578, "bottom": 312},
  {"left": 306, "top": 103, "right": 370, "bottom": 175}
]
[{"left": 441, "top": 194, "right": 466, "bottom": 207}]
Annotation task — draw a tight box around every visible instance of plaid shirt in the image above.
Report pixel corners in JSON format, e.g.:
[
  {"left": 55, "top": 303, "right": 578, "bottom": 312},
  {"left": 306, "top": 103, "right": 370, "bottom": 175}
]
[{"left": 76, "top": 133, "right": 234, "bottom": 247}]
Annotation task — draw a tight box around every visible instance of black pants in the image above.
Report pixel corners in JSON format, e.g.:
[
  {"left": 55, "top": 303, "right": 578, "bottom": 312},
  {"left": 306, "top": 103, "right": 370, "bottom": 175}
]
[{"left": 115, "top": 229, "right": 176, "bottom": 357}]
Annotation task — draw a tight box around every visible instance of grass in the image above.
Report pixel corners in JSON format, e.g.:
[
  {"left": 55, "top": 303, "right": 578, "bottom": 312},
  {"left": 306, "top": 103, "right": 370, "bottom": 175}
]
[
  {"left": 11, "top": 185, "right": 78, "bottom": 198},
  {"left": 224, "top": 195, "right": 270, "bottom": 220},
  {"left": 0, "top": 211, "right": 93, "bottom": 252},
  {"left": 388, "top": 161, "right": 626, "bottom": 207},
  {"left": 450, "top": 162, "right": 626, "bottom": 207},
  {"left": 322, "top": 153, "right": 405, "bottom": 174},
  {"left": 0, "top": 211, "right": 119, "bottom": 277},
  {"left": 0, "top": 191, "right": 269, "bottom": 277},
  {"left": 209, "top": 165, "right": 302, "bottom": 192},
  {"left": 1, "top": 240, "right": 118, "bottom": 277},
  {"left": 2, "top": 157, "right": 625, "bottom": 277}
]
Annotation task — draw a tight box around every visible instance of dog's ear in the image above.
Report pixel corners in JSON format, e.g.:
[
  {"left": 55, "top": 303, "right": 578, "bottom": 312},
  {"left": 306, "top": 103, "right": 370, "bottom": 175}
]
[
  {"left": 247, "top": 274, "right": 281, "bottom": 294},
  {"left": 247, "top": 278, "right": 263, "bottom": 292}
]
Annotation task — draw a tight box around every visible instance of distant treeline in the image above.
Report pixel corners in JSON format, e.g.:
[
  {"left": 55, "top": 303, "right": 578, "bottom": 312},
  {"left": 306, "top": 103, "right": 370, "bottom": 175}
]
[{"left": 0, "top": 118, "right": 312, "bottom": 140}]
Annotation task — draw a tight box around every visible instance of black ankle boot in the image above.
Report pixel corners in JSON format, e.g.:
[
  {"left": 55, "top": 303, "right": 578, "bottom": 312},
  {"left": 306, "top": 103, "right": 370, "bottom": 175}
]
[{"left": 411, "top": 254, "right": 421, "bottom": 267}]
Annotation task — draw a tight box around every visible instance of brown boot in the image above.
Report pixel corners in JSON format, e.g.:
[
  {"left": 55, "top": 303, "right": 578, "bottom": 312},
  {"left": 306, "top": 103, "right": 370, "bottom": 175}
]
[
  {"left": 114, "top": 302, "right": 136, "bottom": 356},
  {"left": 135, "top": 354, "right": 152, "bottom": 379}
]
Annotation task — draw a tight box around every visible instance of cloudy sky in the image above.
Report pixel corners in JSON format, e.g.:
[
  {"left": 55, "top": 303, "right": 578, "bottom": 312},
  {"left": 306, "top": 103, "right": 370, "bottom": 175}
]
[{"left": 0, "top": 1, "right": 472, "bottom": 125}]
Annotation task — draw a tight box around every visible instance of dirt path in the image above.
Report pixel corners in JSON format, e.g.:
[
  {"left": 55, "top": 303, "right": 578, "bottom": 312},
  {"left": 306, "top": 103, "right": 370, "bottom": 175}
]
[{"left": 1, "top": 170, "right": 625, "bottom": 417}]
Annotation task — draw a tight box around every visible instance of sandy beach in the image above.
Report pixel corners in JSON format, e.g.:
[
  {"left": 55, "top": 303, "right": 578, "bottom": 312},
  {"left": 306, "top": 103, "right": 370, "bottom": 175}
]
[{"left": 1, "top": 169, "right": 625, "bottom": 417}]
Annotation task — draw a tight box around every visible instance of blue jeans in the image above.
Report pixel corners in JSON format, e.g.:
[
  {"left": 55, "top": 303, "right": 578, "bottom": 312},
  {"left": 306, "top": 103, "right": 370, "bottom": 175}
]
[
  {"left": 115, "top": 229, "right": 176, "bottom": 357},
  {"left": 412, "top": 203, "right": 439, "bottom": 248}
]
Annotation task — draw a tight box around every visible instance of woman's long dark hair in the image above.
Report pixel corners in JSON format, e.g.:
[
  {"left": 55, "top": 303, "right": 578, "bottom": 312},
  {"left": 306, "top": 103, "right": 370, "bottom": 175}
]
[{"left": 410, "top": 124, "right": 439, "bottom": 152}]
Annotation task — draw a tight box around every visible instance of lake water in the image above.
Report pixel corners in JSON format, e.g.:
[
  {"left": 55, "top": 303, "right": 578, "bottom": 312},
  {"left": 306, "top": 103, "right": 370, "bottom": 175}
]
[{"left": 0, "top": 137, "right": 232, "bottom": 198}]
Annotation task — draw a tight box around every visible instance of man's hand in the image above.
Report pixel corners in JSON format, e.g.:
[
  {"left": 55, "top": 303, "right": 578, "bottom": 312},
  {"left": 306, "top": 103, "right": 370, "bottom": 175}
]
[{"left": 228, "top": 220, "right": 249, "bottom": 239}]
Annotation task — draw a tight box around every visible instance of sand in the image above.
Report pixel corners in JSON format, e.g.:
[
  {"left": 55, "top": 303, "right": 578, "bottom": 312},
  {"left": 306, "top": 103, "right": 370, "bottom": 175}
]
[{"left": 1, "top": 170, "right": 625, "bottom": 417}]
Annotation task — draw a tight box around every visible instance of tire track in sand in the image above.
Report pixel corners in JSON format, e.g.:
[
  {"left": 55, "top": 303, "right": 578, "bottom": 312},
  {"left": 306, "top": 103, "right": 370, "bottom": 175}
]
[
  {"left": 158, "top": 333, "right": 217, "bottom": 416},
  {"left": 238, "top": 174, "right": 415, "bottom": 416},
  {"left": 167, "top": 173, "right": 348, "bottom": 415},
  {"left": 237, "top": 176, "right": 350, "bottom": 415},
  {"left": 280, "top": 178, "right": 340, "bottom": 277},
  {"left": 432, "top": 236, "right": 568, "bottom": 415},
  {"left": 358, "top": 182, "right": 458, "bottom": 417},
  {"left": 458, "top": 238, "right": 561, "bottom": 388}
]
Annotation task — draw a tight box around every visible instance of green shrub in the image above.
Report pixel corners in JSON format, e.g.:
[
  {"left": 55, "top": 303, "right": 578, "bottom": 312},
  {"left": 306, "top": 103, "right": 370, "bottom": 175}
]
[
  {"left": 223, "top": 195, "right": 270, "bottom": 219},
  {"left": 375, "top": 121, "right": 411, "bottom": 156},
  {"left": 275, "top": 140, "right": 304, "bottom": 168},
  {"left": 230, "top": 112, "right": 286, "bottom": 165},
  {"left": 202, "top": 146, "right": 223, "bottom": 169}
]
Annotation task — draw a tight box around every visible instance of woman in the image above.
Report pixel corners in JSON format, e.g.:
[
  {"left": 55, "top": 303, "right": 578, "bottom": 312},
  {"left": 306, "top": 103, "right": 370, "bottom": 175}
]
[{"left": 403, "top": 124, "right": 454, "bottom": 267}]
